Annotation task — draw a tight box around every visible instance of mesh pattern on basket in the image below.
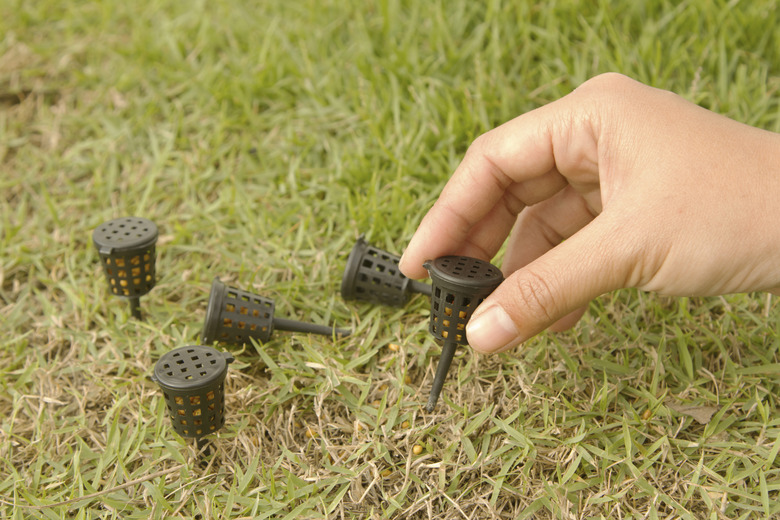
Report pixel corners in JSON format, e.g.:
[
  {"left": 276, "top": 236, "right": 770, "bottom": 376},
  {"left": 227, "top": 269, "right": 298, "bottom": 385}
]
[
  {"left": 153, "top": 345, "right": 233, "bottom": 439},
  {"left": 93, "top": 217, "right": 158, "bottom": 298},
  {"left": 426, "top": 256, "right": 503, "bottom": 345},
  {"left": 203, "top": 278, "right": 275, "bottom": 345},
  {"left": 341, "top": 236, "right": 410, "bottom": 306}
]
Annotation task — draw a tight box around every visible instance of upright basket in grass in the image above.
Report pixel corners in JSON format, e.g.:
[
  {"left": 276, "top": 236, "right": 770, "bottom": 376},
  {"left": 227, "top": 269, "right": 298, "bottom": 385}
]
[
  {"left": 423, "top": 256, "right": 503, "bottom": 411},
  {"left": 151, "top": 345, "right": 234, "bottom": 441},
  {"left": 92, "top": 216, "right": 158, "bottom": 320}
]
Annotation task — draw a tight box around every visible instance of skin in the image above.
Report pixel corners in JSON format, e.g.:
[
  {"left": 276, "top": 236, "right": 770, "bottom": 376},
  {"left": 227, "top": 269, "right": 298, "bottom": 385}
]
[{"left": 399, "top": 73, "right": 780, "bottom": 354}]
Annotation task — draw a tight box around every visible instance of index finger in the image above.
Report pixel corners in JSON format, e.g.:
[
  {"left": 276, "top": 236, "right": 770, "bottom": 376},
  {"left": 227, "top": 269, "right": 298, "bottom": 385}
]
[{"left": 399, "top": 100, "right": 576, "bottom": 279}]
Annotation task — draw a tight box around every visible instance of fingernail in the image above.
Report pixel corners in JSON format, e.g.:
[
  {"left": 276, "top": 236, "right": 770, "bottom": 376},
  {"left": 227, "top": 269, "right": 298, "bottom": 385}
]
[{"left": 466, "top": 305, "right": 520, "bottom": 353}]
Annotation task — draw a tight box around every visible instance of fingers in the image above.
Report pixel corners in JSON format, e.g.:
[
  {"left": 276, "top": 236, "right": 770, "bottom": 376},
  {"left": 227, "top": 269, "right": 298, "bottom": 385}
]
[
  {"left": 399, "top": 94, "right": 600, "bottom": 279},
  {"left": 400, "top": 169, "right": 568, "bottom": 279},
  {"left": 499, "top": 185, "right": 600, "bottom": 333},
  {"left": 465, "top": 213, "right": 635, "bottom": 353},
  {"left": 502, "top": 184, "right": 599, "bottom": 274}
]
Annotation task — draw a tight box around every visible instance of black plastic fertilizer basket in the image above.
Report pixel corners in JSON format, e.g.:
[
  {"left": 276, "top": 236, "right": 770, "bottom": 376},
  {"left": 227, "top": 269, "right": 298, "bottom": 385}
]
[
  {"left": 423, "top": 256, "right": 503, "bottom": 411},
  {"left": 92, "top": 216, "right": 158, "bottom": 320},
  {"left": 202, "top": 278, "right": 351, "bottom": 346},
  {"left": 152, "top": 345, "right": 235, "bottom": 446},
  {"left": 341, "top": 235, "right": 431, "bottom": 307}
]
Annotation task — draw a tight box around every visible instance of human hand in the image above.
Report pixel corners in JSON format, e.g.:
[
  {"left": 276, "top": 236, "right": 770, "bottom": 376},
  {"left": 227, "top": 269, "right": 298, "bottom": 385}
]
[{"left": 399, "top": 73, "right": 780, "bottom": 354}]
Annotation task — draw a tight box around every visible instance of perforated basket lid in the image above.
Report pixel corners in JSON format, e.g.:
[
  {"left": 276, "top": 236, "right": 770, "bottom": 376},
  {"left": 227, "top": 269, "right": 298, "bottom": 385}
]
[
  {"left": 424, "top": 256, "right": 503, "bottom": 291},
  {"left": 93, "top": 217, "right": 158, "bottom": 254},
  {"left": 202, "top": 278, "right": 227, "bottom": 345},
  {"left": 340, "top": 235, "right": 368, "bottom": 298},
  {"left": 152, "top": 345, "right": 234, "bottom": 391}
]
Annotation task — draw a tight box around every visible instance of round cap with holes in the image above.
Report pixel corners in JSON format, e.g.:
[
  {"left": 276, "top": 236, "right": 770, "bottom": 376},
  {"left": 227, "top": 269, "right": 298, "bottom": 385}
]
[
  {"left": 92, "top": 217, "right": 159, "bottom": 300},
  {"left": 153, "top": 345, "right": 234, "bottom": 391},
  {"left": 152, "top": 345, "right": 234, "bottom": 439},
  {"left": 424, "top": 256, "right": 503, "bottom": 292},
  {"left": 92, "top": 216, "right": 158, "bottom": 255}
]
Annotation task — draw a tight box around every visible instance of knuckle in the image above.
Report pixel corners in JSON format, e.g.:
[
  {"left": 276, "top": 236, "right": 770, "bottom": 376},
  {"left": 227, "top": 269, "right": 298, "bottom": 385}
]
[
  {"left": 466, "top": 132, "right": 490, "bottom": 158},
  {"left": 578, "top": 72, "right": 633, "bottom": 93},
  {"left": 571, "top": 73, "right": 638, "bottom": 113},
  {"left": 512, "top": 271, "right": 557, "bottom": 324}
]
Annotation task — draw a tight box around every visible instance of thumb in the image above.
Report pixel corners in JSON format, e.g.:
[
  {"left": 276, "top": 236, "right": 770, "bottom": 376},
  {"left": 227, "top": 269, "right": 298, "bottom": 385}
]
[{"left": 466, "top": 216, "right": 637, "bottom": 353}]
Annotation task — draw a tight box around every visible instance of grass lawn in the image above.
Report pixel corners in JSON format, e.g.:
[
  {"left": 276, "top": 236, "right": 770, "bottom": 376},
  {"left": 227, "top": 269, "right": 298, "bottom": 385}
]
[{"left": 2, "top": 0, "right": 780, "bottom": 518}]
